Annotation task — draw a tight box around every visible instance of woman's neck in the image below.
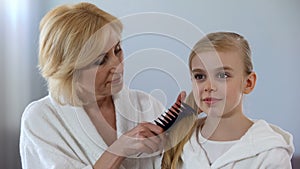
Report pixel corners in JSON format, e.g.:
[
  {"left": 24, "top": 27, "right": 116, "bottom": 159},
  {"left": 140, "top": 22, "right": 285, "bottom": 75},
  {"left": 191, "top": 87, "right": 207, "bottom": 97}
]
[
  {"left": 201, "top": 112, "right": 253, "bottom": 141},
  {"left": 83, "top": 96, "right": 114, "bottom": 112},
  {"left": 83, "top": 96, "right": 117, "bottom": 146}
]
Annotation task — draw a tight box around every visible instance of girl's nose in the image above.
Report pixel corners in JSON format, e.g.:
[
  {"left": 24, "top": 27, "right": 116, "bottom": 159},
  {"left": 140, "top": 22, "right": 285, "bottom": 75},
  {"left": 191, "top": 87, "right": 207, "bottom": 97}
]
[{"left": 204, "top": 80, "right": 217, "bottom": 92}]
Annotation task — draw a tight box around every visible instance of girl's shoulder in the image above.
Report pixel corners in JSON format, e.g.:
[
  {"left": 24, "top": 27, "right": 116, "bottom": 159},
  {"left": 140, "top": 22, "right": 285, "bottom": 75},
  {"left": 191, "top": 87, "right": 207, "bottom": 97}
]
[{"left": 241, "top": 119, "right": 294, "bottom": 155}]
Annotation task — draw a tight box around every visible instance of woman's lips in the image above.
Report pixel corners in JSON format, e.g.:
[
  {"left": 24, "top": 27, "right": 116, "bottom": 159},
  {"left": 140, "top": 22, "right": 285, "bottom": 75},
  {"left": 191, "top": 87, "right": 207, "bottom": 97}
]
[{"left": 110, "top": 76, "right": 123, "bottom": 85}]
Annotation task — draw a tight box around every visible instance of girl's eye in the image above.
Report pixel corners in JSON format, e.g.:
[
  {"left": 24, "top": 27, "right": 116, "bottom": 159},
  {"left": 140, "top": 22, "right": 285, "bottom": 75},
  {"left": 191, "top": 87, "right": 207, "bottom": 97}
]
[
  {"left": 217, "top": 72, "right": 229, "bottom": 79},
  {"left": 194, "top": 73, "right": 206, "bottom": 80}
]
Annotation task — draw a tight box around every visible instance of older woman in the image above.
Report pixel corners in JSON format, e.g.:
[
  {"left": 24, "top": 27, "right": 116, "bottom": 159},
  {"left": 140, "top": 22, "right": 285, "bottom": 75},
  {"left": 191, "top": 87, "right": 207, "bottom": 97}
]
[{"left": 20, "top": 2, "right": 168, "bottom": 169}]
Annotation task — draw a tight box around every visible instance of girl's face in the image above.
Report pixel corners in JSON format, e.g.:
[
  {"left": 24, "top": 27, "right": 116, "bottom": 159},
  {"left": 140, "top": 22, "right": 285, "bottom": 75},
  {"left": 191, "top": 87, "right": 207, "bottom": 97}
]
[
  {"left": 77, "top": 40, "right": 124, "bottom": 103},
  {"left": 191, "top": 50, "right": 254, "bottom": 118}
]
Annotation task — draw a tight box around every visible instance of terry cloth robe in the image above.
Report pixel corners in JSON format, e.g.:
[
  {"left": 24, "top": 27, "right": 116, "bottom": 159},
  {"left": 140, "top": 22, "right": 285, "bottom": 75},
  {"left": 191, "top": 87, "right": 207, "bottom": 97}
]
[
  {"left": 181, "top": 120, "right": 294, "bottom": 169},
  {"left": 20, "top": 86, "right": 165, "bottom": 169}
]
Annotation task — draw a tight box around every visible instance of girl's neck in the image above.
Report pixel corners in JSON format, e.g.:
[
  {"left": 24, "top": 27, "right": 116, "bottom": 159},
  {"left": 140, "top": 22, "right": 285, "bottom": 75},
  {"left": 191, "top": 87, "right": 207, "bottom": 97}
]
[{"left": 201, "top": 112, "right": 253, "bottom": 141}]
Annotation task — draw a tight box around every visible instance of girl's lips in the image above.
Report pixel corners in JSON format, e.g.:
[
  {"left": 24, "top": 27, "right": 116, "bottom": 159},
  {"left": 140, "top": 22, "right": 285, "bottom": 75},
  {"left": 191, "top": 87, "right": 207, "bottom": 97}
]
[{"left": 202, "top": 97, "right": 221, "bottom": 105}]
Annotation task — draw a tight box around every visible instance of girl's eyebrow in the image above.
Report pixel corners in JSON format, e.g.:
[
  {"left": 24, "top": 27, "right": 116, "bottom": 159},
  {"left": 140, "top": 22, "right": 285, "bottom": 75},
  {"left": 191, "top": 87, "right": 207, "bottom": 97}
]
[
  {"left": 192, "top": 66, "right": 233, "bottom": 73},
  {"left": 215, "top": 66, "right": 234, "bottom": 71},
  {"left": 191, "top": 68, "right": 206, "bottom": 73}
]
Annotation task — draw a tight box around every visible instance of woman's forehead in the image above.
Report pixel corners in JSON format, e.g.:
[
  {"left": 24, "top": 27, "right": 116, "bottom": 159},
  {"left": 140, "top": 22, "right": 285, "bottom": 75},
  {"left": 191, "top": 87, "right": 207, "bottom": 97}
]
[{"left": 95, "top": 27, "right": 121, "bottom": 53}]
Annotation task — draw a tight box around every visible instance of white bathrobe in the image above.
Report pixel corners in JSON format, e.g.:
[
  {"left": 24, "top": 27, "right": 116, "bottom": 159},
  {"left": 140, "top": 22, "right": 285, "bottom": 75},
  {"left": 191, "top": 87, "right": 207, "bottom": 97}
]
[
  {"left": 181, "top": 120, "right": 294, "bottom": 169},
  {"left": 20, "top": 86, "right": 165, "bottom": 169}
]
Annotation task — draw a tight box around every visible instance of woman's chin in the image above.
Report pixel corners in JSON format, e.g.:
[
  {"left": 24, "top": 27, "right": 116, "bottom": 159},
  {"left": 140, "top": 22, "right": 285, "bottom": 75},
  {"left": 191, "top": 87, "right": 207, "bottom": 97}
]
[{"left": 110, "top": 82, "right": 123, "bottom": 95}]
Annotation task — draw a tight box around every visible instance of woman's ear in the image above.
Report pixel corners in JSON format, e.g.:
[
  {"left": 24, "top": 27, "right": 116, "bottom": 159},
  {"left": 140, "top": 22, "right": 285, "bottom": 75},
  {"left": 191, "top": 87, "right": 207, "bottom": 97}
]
[{"left": 243, "top": 72, "right": 257, "bottom": 94}]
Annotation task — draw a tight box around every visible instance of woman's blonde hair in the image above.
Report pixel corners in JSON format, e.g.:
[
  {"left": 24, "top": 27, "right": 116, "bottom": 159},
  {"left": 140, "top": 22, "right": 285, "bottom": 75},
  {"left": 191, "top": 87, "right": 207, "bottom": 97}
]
[
  {"left": 162, "top": 32, "right": 253, "bottom": 169},
  {"left": 38, "top": 2, "right": 122, "bottom": 105}
]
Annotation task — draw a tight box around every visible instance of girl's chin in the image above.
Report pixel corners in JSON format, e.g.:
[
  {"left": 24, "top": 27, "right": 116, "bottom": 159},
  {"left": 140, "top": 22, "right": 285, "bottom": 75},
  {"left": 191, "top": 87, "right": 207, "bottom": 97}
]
[{"left": 203, "top": 108, "right": 224, "bottom": 117}]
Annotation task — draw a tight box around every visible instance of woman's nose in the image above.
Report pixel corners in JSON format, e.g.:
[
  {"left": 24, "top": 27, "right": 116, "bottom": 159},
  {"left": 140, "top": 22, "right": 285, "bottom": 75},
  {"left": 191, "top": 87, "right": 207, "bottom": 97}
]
[
  {"left": 109, "top": 55, "right": 123, "bottom": 73},
  {"left": 108, "top": 51, "right": 121, "bottom": 65}
]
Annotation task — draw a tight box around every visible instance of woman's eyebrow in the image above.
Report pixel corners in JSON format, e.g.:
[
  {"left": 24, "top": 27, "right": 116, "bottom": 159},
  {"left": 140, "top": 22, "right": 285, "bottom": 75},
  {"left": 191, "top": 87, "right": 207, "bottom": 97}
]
[
  {"left": 97, "top": 53, "right": 107, "bottom": 58},
  {"left": 111, "top": 41, "right": 120, "bottom": 49},
  {"left": 97, "top": 41, "right": 121, "bottom": 57}
]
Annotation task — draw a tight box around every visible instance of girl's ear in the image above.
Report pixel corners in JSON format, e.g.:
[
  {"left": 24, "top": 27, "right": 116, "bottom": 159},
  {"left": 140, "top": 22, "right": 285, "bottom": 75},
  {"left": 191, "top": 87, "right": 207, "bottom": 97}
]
[{"left": 243, "top": 72, "right": 257, "bottom": 94}]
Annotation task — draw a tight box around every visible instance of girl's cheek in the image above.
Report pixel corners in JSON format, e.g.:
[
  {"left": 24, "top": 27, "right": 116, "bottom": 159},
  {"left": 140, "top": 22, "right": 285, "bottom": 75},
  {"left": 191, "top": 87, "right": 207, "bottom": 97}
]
[
  {"left": 192, "top": 82, "right": 201, "bottom": 104},
  {"left": 192, "top": 81, "right": 202, "bottom": 93}
]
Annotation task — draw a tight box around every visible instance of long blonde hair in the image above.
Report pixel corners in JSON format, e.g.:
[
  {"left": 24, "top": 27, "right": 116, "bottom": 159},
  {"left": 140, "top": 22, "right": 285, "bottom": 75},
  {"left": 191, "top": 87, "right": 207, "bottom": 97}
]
[
  {"left": 161, "top": 92, "right": 200, "bottom": 169},
  {"left": 162, "top": 31, "right": 253, "bottom": 168},
  {"left": 38, "top": 2, "right": 122, "bottom": 105}
]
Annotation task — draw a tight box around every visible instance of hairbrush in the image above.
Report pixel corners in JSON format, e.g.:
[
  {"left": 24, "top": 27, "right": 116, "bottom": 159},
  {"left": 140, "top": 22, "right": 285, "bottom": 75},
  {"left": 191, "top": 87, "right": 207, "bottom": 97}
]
[
  {"left": 136, "top": 100, "right": 196, "bottom": 157},
  {"left": 154, "top": 101, "right": 197, "bottom": 131}
]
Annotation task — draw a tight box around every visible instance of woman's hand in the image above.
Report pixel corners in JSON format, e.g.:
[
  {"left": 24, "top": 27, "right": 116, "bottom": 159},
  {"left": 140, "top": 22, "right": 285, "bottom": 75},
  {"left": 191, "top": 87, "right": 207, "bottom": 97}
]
[
  {"left": 107, "top": 91, "right": 187, "bottom": 158},
  {"left": 108, "top": 122, "right": 165, "bottom": 157}
]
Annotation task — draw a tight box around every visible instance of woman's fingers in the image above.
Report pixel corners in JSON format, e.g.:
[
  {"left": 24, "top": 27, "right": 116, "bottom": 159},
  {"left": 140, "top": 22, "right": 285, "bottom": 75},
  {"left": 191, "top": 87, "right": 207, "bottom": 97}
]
[
  {"left": 111, "top": 122, "right": 165, "bottom": 157},
  {"left": 138, "top": 122, "right": 164, "bottom": 135},
  {"left": 135, "top": 136, "right": 160, "bottom": 154},
  {"left": 176, "top": 91, "right": 186, "bottom": 104},
  {"left": 133, "top": 123, "right": 164, "bottom": 152}
]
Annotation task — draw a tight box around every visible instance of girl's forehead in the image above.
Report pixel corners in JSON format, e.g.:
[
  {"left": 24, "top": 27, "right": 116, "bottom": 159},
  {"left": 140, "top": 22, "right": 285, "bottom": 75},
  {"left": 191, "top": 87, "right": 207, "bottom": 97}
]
[{"left": 191, "top": 51, "right": 243, "bottom": 70}]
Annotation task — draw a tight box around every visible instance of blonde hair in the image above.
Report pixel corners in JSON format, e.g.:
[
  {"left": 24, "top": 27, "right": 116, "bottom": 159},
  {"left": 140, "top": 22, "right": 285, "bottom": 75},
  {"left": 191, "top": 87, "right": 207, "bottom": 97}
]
[
  {"left": 38, "top": 2, "right": 122, "bottom": 105},
  {"left": 161, "top": 92, "right": 199, "bottom": 169},
  {"left": 162, "top": 32, "right": 253, "bottom": 168},
  {"left": 189, "top": 31, "right": 253, "bottom": 75}
]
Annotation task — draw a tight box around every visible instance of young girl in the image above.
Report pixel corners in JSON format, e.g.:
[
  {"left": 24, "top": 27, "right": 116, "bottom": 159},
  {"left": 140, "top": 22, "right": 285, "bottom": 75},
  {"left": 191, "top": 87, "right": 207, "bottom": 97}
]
[{"left": 162, "top": 32, "right": 294, "bottom": 169}]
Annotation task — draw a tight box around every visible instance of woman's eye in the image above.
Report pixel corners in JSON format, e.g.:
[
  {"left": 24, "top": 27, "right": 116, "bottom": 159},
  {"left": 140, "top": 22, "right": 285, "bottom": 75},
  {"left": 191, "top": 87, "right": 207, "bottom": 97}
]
[
  {"left": 114, "top": 43, "right": 122, "bottom": 55},
  {"left": 194, "top": 73, "right": 205, "bottom": 80},
  {"left": 94, "top": 55, "right": 107, "bottom": 65},
  {"left": 93, "top": 43, "right": 122, "bottom": 66},
  {"left": 217, "top": 72, "right": 229, "bottom": 79}
]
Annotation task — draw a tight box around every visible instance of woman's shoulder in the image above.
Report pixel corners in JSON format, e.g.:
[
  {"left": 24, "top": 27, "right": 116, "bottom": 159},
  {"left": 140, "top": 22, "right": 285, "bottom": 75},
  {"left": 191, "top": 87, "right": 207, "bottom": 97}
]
[
  {"left": 24, "top": 95, "right": 52, "bottom": 112},
  {"left": 117, "top": 86, "right": 165, "bottom": 108},
  {"left": 129, "top": 89, "right": 165, "bottom": 110},
  {"left": 114, "top": 87, "right": 165, "bottom": 120},
  {"left": 21, "top": 95, "right": 58, "bottom": 123},
  {"left": 127, "top": 88, "right": 153, "bottom": 100}
]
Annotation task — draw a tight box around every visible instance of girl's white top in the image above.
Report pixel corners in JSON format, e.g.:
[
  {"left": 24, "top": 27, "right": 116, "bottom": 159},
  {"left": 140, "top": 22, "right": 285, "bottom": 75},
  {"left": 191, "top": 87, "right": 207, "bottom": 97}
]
[{"left": 181, "top": 120, "right": 294, "bottom": 169}]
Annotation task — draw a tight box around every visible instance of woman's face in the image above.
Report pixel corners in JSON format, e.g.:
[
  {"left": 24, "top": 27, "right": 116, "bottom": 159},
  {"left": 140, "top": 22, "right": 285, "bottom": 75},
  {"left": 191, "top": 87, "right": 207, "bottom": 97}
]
[
  {"left": 77, "top": 40, "right": 124, "bottom": 102},
  {"left": 190, "top": 50, "right": 248, "bottom": 118}
]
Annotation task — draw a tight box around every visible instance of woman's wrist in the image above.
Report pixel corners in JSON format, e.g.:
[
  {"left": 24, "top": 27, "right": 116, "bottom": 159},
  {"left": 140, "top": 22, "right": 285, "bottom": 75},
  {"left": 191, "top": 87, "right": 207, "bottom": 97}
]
[{"left": 94, "top": 148, "right": 125, "bottom": 169}]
